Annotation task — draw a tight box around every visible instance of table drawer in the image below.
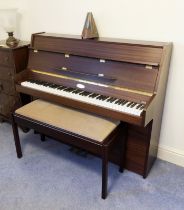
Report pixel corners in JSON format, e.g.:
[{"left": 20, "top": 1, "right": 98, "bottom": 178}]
[
  {"left": 0, "top": 66, "right": 14, "bottom": 80},
  {"left": 0, "top": 93, "right": 18, "bottom": 117},
  {"left": 0, "top": 50, "right": 13, "bottom": 67},
  {"left": 0, "top": 79, "right": 16, "bottom": 95}
]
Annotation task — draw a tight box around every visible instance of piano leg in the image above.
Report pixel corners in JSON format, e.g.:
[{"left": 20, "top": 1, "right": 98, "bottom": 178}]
[{"left": 119, "top": 122, "right": 128, "bottom": 173}]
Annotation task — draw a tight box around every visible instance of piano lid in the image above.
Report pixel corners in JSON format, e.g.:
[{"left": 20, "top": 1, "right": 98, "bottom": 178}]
[{"left": 30, "top": 32, "right": 166, "bottom": 66}]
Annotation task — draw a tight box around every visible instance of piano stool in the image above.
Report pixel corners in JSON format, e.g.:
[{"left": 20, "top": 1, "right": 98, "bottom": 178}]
[{"left": 11, "top": 99, "right": 126, "bottom": 199}]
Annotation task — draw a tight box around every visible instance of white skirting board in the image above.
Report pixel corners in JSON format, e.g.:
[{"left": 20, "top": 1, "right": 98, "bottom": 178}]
[{"left": 158, "top": 145, "right": 184, "bottom": 167}]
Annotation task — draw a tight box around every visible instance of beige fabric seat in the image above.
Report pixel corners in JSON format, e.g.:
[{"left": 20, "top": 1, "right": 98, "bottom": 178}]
[{"left": 15, "top": 99, "right": 120, "bottom": 142}]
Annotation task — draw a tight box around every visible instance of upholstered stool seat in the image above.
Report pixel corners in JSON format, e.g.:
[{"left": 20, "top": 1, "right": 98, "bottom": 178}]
[
  {"left": 15, "top": 99, "right": 120, "bottom": 142},
  {"left": 12, "top": 99, "right": 126, "bottom": 199}
]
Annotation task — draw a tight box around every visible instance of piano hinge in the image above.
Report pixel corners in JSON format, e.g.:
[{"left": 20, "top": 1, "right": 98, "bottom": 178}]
[
  {"left": 34, "top": 49, "right": 38, "bottom": 53},
  {"left": 98, "top": 73, "right": 104, "bottom": 77},
  {"left": 145, "top": 65, "right": 153, "bottom": 70},
  {"left": 100, "top": 59, "right": 106, "bottom": 63},
  {"left": 62, "top": 67, "right": 68, "bottom": 71},
  {"left": 65, "top": 54, "right": 70, "bottom": 58}
]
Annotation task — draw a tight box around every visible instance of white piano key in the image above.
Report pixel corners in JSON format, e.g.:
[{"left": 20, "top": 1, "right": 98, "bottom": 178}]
[{"left": 21, "top": 80, "right": 144, "bottom": 116}]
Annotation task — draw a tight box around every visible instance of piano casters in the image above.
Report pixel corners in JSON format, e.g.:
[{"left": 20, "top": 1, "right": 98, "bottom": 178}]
[{"left": 82, "top": 12, "right": 99, "bottom": 39}]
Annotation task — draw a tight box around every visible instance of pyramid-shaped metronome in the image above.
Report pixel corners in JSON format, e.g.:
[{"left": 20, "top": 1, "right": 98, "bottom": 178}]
[{"left": 82, "top": 12, "right": 99, "bottom": 39}]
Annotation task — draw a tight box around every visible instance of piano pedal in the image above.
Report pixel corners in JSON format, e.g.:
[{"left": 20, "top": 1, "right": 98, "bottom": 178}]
[{"left": 69, "top": 146, "right": 88, "bottom": 157}]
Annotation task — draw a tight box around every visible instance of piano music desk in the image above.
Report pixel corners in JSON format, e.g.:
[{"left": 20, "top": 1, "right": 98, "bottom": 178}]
[{"left": 12, "top": 99, "right": 127, "bottom": 199}]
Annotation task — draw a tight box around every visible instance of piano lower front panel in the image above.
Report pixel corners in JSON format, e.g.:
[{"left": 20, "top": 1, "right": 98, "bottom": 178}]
[{"left": 109, "top": 122, "right": 153, "bottom": 177}]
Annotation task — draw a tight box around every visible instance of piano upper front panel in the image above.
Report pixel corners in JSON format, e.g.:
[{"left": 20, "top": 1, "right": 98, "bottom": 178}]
[
  {"left": 31, "top": 33, "right": 163, "bottom": 66},
  {"left": 28, "top": 49, "right": 159, "bottom": 94}
]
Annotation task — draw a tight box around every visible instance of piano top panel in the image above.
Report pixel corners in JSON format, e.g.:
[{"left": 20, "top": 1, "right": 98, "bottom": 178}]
[
  {"left": 31, "top": 33, "right": 165, "bottom": 66},
  {"left": 34, "top": 33, "right": 169, "bottom": 48}
]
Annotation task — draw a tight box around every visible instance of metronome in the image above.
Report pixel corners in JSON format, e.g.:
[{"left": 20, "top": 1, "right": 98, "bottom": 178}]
[{"left": 81, "top": 12, "right": 99, "bottom": 39}]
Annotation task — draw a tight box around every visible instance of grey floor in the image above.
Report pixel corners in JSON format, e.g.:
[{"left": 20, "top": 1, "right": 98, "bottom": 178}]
[{"left": 0, "top": 122, "right": 184, "bottom": 210}]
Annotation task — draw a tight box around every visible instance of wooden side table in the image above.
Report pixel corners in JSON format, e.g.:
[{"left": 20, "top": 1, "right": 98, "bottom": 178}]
[{"left": 0, "top": 40, "right": 29, "bottom": 122}]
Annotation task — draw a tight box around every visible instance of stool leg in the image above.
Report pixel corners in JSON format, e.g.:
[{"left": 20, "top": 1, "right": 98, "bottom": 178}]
[
  {"left": 12, "top": 115, "right": 22, "bottom": 158},
  {"left": 40, "top": 134, "right": 46, "bottom": 142},
  {"left": 102, "top": 145, "right": 108, "bottom": 199}
]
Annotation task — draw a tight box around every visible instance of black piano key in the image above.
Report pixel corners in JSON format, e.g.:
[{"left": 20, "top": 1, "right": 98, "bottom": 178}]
[
  {"left": 46, "top": 83, "right": 54, "bottom": 87},
  {"left": 79, "top": 91, "right": 86, "bottom": 95},
  {"left": 72, "top": 89, "right": 82, "bottom": 94},
  {"left": 109, "top": 98, "right": 117, "bottom": 103},
  {"left": 139, "top": 105, "right": 145, "bottom": 110},
  {"left": 56, "top": 85, "right": 63, "bottom": 89},
  {"left": 99, "top": 96, "right": 108, "bottom": 101},
  {"left": 38, "top": 81, "right": 47, "bottom": 85},
  {"left": 42, "top": 82, "right": 50, "bottom": 87},
  {"left": 51, "top": 84, "right": 59, "bottom": 88},
  {"left": 28, "top": 79, "right": 35, "bottom": 83},
  {"left": 89, "top": 93, "right": 99, "bottom": 98},
  {"left": 94, "top": 94, "right": 100, "bottom": 99},
  {"left": 33, "top": 80, "right": 41, "bottom": 84},
  {"left": 57, "top": 86, "right": 67, "bottom": 90},
  {"left": 136, "top": 104, "right": 142, "bottom": 109},
  {"left": 115, "top": 99, "right": 122, "bottom": 104},
  {"left": 106, "top": 97, "right": 114, "bottom": 102},
  {"left": 100, "top": 96, "right": 107, "bottom": 100},
  {"left": 53, "top": 84, "right": 61, "bottom": 88},
  {"left": 101, "top": 96, "right": 109, "bottom": 101},
  {"left": 64, "top": 87, "right": 75, "bottom": 92},
  {"left": 130, "top": 103, "right": 137, "bottom": 108},
  {"left": 118, "top": 100, "right": 125, "bottom": 105},
  {"left": 127, "top": 102, "right": 133, "bottom": 107},
  {"left": 96, "top": 95, "right": 103, "bottom": 100},
  {"left": 33, "top": 80, "right": 40, "bottom": 84},
  {"left": 119, "top": 99, "right": 126, "bottom": 105},
  {"left": 121, "top": 100, "right": 128, "bottom": 105},
  {"left": 81, "top": 91, "right": 92, "bottom": 96},
  {"left": 114, "top": 99, "right": 120, "bottom": 104}
]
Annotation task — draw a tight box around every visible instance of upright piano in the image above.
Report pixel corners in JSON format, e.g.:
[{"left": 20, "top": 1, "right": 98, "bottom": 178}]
[{"left": 15, "top": 32, "right": 172, "bottom": 178}]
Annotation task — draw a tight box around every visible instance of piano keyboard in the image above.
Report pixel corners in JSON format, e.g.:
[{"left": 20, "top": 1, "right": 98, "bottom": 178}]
[{"left": 21, "top": 80, "right": 145, "bottom": 116}]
